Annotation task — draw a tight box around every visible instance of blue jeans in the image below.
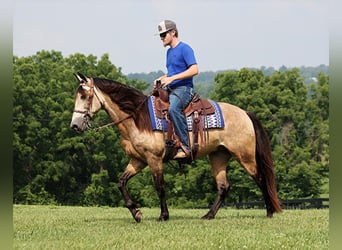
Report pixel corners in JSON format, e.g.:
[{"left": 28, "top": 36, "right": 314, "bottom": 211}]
[{"left": 168, "top": 86, "right": 195, "bottom": 152}]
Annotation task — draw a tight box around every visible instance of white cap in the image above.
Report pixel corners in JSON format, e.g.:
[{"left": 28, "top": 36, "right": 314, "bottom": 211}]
[{"left": 157, "top": 20, "right": 177, "bottom": 34}]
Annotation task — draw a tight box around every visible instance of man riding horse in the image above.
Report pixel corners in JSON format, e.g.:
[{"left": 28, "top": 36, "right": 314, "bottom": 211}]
[{"left": 154, "top": 20, "right": 199, "bottom": 159}]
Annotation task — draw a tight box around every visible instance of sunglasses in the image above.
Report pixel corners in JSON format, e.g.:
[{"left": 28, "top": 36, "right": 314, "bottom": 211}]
[{"left": 159, "top": 31, "right": 169, "bottom": 38}]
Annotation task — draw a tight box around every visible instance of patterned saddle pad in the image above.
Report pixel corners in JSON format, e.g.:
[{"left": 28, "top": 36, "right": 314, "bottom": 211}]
[{"left": 147, "top": 96, "right": 225, "bottom": 132}]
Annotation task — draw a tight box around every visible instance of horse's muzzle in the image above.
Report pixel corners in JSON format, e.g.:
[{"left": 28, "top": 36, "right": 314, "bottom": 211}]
[
  {"left": 70, "top": 123, "right": 82, "bottom": 132},
  {"left": 70, "top": 114, "right": 90, "bottom": 132}
]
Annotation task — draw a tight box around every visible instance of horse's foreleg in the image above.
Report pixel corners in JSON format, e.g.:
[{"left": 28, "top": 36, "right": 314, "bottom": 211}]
[
  {"left": 118, "top": 159, "right": 145, "bottom": 223},
  {"left": 152, "top": 169, "right": 169, "bottom": 221},
  {"left": 202, "top": 151, "right": 230, "bottom": 220}
]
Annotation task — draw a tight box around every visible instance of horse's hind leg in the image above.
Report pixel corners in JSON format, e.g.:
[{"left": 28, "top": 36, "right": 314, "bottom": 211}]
[
  {"left": 202, "top": 150, "right": 230, "bottom": 220},
  {"left": 252, "top": 174, "right": 275, "bottom": 218},
  {"left": 239, "top": 158, "right": 281, "bottom": 218},
  {"left": 118, "top": 159, "right": 146, "bottom": 223}
]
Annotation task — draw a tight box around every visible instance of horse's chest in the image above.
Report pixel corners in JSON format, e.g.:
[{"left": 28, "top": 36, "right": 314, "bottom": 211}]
[{"left": 120, "top": 138, "right": 144, "bottom": 158}]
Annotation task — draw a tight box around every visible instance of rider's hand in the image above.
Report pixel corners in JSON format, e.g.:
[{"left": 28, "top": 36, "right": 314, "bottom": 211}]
[
  {"left": 154, "top": 76, "right": 165, "bottom": 89},
  {"left": 160, "top": 76, "right": 173, "bottom": 87}
]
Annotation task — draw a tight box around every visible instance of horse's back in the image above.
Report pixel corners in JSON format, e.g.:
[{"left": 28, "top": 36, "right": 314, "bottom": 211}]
[{"left": 218, "top": 102, "right": 255, "bottom": 135}]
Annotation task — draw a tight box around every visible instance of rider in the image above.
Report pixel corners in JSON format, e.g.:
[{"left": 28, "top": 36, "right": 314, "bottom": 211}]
[{"left": 155, "top": 20, "right": 199, "bottom": 159}]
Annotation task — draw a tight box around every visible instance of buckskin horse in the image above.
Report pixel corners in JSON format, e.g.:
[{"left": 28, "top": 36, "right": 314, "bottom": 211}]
[{"left": 70, "top": 73, "right": 282, "bottom": 222}]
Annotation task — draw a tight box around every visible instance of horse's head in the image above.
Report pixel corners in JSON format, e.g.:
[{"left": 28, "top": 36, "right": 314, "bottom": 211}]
[{"left": 70, "top": 73, "right": 102, "bottom": 132}]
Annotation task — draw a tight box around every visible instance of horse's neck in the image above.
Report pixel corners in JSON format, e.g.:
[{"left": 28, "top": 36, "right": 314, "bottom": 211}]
[{"left": 98, "top": 90, "right": 134, "bottom": 134}]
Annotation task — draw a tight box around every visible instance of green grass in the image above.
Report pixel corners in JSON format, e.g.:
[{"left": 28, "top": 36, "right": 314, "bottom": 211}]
[{"left": 13, "top": 205, "right": 328, "bottom": 250}]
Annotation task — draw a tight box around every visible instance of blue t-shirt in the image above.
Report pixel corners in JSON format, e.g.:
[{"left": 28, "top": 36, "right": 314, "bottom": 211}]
[{"left": 166, "top": 41, "right": 197, "bottom": 89}]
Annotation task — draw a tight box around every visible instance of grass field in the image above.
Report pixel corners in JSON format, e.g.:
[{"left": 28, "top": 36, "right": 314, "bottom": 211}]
[{"left": 13, "top": 205, "right": 328, "bottom": 250}]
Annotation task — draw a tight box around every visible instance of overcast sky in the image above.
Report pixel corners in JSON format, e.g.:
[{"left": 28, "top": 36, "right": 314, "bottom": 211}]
[{"left": 13, "top": 0, "right": 329, "bottom": 74}]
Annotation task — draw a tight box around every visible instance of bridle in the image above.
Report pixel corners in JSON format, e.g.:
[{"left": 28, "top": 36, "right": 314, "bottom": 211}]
[
  {"left": 73, "top": 78, "right": 134, "bottom": 131},
  {"left": 73, "top": 79, "right": 95, "bottom": 116}
]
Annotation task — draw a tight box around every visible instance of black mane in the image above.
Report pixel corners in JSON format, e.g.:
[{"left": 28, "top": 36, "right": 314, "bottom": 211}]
[{"left": 93, "top": 77, "right": 152, "bottom": 132}]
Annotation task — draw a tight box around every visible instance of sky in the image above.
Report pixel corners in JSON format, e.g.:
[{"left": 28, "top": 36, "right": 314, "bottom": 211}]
[{"left": 13, "top": 0, "right": 329, "bottom": 74}]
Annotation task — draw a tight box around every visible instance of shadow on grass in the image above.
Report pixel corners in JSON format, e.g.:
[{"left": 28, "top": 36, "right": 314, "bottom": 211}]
[{"left": 79, "top": 207, "right": 268, "bottom": 225}]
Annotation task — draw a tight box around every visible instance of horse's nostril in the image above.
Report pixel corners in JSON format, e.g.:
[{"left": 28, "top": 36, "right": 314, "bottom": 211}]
[{"left": 71, "top": 124, "right": 79, "bottom": 130}]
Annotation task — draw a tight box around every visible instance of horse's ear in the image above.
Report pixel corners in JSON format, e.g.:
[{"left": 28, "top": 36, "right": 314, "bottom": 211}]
[{"left": 74, "top": 72, "right": 87, "bottom": 83}]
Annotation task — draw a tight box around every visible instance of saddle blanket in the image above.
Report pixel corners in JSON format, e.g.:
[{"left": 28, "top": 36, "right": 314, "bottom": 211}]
[{"left": 147, "top": 95, "right": 225, "bottom": 132}]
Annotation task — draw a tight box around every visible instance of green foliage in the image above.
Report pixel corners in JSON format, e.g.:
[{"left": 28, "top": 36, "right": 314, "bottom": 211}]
[
  {"left": 13, "top": 50, "right": 134, "bottom": 205},
  {"left": 13, "top": 50, "right": 329, "bottom": 208},
  {"left": 127, "top": 66, "right": 328, "bottom": 98},
  {"left": 163, "top": 159, "right": 217, "bottom": 208},
  {"left": 127, "top": 70, "right": 164, "bottom": 93},
  {"left": 211, "top": 68, "right": 329, "bottom": 201},
  {"left": 83, "top": 169, "right": 121, "bottom": 206},
  {"left": 14, "top": 184, "right": 57, "bottom": 205}
]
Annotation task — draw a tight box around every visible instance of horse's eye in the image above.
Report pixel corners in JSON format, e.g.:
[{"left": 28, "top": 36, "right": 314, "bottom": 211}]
[{"left": 80, "top": 95, "right": 86, "bottom": 100}]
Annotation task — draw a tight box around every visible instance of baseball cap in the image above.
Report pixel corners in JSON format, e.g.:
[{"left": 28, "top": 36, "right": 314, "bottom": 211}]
[{"left": 157, "top": 20, "right": 177, "bottom": 34}]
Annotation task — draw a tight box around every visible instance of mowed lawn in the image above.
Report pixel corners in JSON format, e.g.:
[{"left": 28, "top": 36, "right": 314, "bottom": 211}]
[{"left": 13, "top": 205, "right": 328, "bottom": 250}]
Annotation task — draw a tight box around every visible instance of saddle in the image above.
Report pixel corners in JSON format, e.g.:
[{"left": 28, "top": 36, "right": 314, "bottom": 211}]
[{"left": 152, "top": 82, "right": 215, "bottom": 162}]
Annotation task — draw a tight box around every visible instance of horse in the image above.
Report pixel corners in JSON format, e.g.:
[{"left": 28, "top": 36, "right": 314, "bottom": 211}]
[{"left": 70, "top": 72, "right": 282, "bottom": 222}]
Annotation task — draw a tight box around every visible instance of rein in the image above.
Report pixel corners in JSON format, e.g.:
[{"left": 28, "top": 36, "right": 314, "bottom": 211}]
[
  {"left": 92, "top": 115, "right": 132, "bottom": 132},
  {"left": 93, "top": 96, "right": 147, "bottom": 131}
]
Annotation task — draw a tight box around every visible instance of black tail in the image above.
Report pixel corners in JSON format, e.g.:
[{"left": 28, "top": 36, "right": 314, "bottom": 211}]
[{"left": 247, "top": 111, "right": 282, "bottom": 215}]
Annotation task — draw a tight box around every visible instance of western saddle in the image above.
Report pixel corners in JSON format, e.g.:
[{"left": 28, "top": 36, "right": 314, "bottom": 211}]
[{"left": 152, "top": 81, "right": 215, "bottom": 163}]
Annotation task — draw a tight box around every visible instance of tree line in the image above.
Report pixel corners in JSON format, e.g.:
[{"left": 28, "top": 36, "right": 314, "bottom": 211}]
[
  {"left": 128, "top": 65, "right": 329, "bottom": 98},
  {"left": 13, "top": 50, "right": 329, "bottom": 207}
]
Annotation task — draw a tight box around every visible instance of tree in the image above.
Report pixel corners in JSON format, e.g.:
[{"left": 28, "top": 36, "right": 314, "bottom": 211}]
[
  {"left": 210, "top": 68, "right": 329, "bottom": 200},
  {"left": 13, "top": 51, "right": 140, "bottom": 205},
  {"left": 13, "top": 50, "right": 329, "bottom": 206}
]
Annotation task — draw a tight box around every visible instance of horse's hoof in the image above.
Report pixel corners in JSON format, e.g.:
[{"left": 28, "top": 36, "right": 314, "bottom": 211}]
[
  {"left": 201, "top": 214, "right": 215, "bottom": 220},
  {"left": 158, "top": 214, "right": 169, "bottom": 222},
  {"left": 267, "top": 212, "right": 274, "bottom": 218},
  {"left": 134, "top": 210, "right": 142, "bottom": 223}
]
